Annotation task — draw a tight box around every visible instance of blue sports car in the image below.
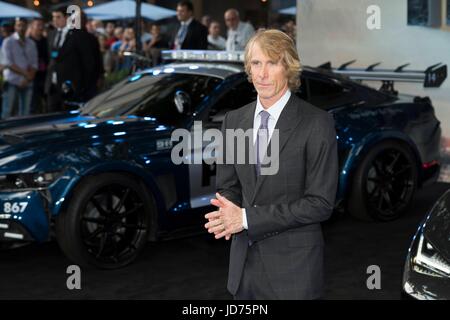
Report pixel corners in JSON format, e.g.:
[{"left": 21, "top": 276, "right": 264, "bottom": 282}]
[{"left": 0, "top": 51, "right": 446, "bottom": 268}]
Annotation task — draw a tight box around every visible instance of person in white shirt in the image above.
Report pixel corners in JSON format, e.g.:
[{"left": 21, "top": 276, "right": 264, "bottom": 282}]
[
  {"left": 224, "top": 8, "right": 255, "bottom": 51},
  {"left": 207, "top": 21, "right": 226, "bottom": 50}
]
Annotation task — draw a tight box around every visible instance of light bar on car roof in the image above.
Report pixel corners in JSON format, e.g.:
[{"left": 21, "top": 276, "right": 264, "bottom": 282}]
[{"left": 161, "top": 50, "right": 245, "bottom": 63}]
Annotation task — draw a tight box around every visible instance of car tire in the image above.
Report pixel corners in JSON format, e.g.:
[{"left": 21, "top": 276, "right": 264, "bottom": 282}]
[
  {"left": 55, "top": 173, "right": 155, "bottom": 269},
  {"left": 348, "top": 140, "right": 418, "bottom": 221}
]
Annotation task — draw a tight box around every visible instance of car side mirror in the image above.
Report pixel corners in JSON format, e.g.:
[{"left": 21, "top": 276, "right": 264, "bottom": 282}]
[
  {"left": 174, "top": 90, "right": 191, "bottom": 114},
  {"left": 62, "top": 80, "right": 83, "bottom": 111},
  {"left": 62, "top": 80, "right": 74, "bottom": 99}
]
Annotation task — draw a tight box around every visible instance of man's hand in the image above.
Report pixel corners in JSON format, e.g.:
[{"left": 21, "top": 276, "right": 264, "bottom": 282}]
[
  {"left": 25, "top": 68, "right": 36, "bottom": 81},
  {"left": 204, "top": 192, "right": 244, "bottom": 240},
  {"left": 18, "top": 78, "right": 29, "bottom": 88}
]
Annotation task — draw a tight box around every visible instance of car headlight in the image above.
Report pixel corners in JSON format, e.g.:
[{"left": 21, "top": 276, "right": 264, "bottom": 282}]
[
  {"left": 0, "top": 171, "right": 63, "bottom": 190},
  {"left": 411, "top": 233, "right": 450, "bottom": 278}
]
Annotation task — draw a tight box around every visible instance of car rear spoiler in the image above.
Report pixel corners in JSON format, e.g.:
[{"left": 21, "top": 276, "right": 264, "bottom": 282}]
[{"left": 318, "top": 61, "right": 447, "bottom": 93}]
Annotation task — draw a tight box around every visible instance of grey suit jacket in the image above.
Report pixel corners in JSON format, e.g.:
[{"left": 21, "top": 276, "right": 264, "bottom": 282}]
[{"left": 216, "top": 93, "right": 339, "bottom": 299}]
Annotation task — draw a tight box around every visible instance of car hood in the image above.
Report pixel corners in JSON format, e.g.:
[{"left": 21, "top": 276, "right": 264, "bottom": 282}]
[
  {"left": 423, "top": 189, "right": 450, "bottom": 262},
  {"left": 0, "top": 113, "right": 168, "bottom": 155}
]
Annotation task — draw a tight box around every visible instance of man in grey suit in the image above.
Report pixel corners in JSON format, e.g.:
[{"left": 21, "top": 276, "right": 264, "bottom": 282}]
[{"left": 205, "top": 29, "right": 338, "bottom": 299}]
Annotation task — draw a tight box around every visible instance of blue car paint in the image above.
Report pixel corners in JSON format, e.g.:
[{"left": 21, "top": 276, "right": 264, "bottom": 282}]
[{"left": 0, "top": 66, "right": 441, "bottom": 244}]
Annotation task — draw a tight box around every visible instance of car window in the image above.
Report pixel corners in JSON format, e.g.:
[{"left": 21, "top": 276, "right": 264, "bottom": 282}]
[
  {"left": 294, "top": 77, "right": 308, "bottom": 100},
  {"left": 129, "top": 74, "right": 221, "bottom": 127},
  {"left": 304, "top": 77, "right": 353, "bottom": 109},
  {"left": 82, "top": 73, "right": 221, "bottom": 127},
  {"left": 207, "top": 80, "right": 257, "bottom": 123}
]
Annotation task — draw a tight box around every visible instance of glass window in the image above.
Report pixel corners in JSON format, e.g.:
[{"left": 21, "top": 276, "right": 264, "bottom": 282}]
[
  {"left": 408, "top": 0, "right": 429, "bottom": 26},
  {"left": 82, "top": 73, "right": 221, "bottom": 127},
  {"left": 294, "top": 76, "right": 308, "bottom": 100},
  {"left": 207, "top": 80, "right": 257, "bottom": 123},
  {"left": 305, "top": 77, "right": 352, "bottom": 109}
]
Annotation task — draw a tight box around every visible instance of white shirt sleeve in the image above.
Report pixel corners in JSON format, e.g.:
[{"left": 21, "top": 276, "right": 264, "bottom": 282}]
[{"left": 242, "top": 208, "right": 248, "bottom": 230}]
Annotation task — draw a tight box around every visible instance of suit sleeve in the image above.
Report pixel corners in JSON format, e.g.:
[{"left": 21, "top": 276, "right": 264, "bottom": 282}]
[
  {"left": 246, "top": 113, "right": 339, "bottom": 242},
  {"left": 199, "top": 24, "right": 208, "bottom": 50},
  {"left": 216, "top": 112, "right": 242, "bottom": 207},
  {"left": 76, "top": 33, "right": 100, "bottom": 96}
]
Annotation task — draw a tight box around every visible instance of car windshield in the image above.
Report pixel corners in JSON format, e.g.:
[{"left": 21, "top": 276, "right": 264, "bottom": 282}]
[{"left": 81, "top": 72, "right": 221, "bottom": 126}]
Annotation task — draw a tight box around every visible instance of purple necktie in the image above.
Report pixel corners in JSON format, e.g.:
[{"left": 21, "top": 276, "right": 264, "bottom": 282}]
[{"left": 256, "top": 110, "right": 270, "bottom": 176}]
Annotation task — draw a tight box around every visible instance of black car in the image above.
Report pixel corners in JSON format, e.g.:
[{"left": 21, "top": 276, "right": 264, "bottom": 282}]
[{"left": 402, "top": 189, "right": 450, "bottom": 299}]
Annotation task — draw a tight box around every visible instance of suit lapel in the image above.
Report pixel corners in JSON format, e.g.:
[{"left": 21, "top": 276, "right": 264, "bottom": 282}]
[
  {"left": 236, "top": 102, "right": 257, "bottom": 195},
  {"left": 250, "top": 94, "right": 303, "bottom": 204}
]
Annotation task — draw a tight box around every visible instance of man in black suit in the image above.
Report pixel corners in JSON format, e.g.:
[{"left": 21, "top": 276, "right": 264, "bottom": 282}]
[
  {"left": 205, "top": 30, "right": 339, "bottom": 299},
  {"left": 45, "top": 8, "right": 103, "bottom": 112},
  {"left": 45, "top": 7, "right": 69, "bottom": 112},
  {"left": 172, "top": 1, "right": 207, "bottom": 50}
]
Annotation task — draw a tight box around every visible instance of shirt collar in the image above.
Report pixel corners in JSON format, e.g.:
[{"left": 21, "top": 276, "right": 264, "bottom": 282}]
[
  {"left": 57, "top": 25, "right": 69, "bottom": 32},
  {"left": 12, "top": 32, "right": 26, "bottom": 43},
  {"left": 254, "top": 89, "right": 291, "bottom": 122},
  {"left": 230, "top": 22, "right": 243, "bottom": 33},
  {"left": 181, "top": 17, "right": 193, "bottom": 26}
]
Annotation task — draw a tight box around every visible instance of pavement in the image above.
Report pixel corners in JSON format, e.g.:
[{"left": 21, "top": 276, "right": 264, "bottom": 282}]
[{"left": 0, "top": 182, "right": 448, "bottom": 300}]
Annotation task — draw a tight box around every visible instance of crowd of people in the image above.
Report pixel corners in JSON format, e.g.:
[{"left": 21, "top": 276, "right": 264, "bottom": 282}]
[{"left": 0, "top": 0, "right": 296, "bottom": 120}]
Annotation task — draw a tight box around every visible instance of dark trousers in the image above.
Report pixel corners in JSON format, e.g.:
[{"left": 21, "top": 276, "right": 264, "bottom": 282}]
[
  {"left": 31, "top": 76, "right": 46, "bottom": 114},
  {"left": 46, "top": 86, "right": 63, "bottom": 113},
  {"left": 234, "top": 242, "right": 278, "bottom": 300}
]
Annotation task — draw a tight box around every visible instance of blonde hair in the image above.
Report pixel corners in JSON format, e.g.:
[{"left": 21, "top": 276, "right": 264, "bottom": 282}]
[{"left": 244, "top": 29, "right": 302, "bottom": 91}]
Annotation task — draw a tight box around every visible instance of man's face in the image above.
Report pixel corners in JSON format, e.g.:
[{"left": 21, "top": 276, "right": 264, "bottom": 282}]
[
  {"left": 106, "top": 22, "right": 115, "bottom": 36},
  {"left": 52, "top": 12, "right": 66, "bottom": 29},
  {"left": 209, "top": 22, "right": 220, "bottom": 37},
  {"left": 1, "top": 25, "right": 12, "bottom": 38},
  {"left": 14, "top": 20, "right": 27, "bottom": 38},
  {"left": 31, "top": 20, "right": 44, "bottom": 36},
  {"left": 249, "top": 42, "right": 288, "bottom": 101},
  {"left": 124, "top": 28, "right": 135, "bottom": 41},
  {"left": 176, "top": 5, "right": 192, "bottom": 22},
  {"left": 151, "top": 25, "right": 160, "bottom": 36},
  {"left": 224, "top": 12, "right": 239, "bottom": 30},
  {"left": 201, "top": 16, "right": 211, "bottom": 27},
  {"left": 93, "top": 20, "right": 103, "bottom": 30},
  {"left": 114, "top": 27, "right": 123, "bottom": 39}
]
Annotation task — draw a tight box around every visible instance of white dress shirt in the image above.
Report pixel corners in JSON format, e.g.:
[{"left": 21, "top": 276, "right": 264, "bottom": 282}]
[
  {"left": 174, "top": 17, "right": 193, "bottom": 49},
  {"left": 207, "top": 34, "right": 226, "bottom": 50},
  {"left": 51, "top": 26, "right": 70, "bottom": 85},
  {"left": 242, "top": 89, "right": 292, "bottom": 229},
  {"left": 54, "top": 25, "right": 70, "bottom": 48},
  {"left": 226, "top": 21, "right": 255, "bottom": 51}
]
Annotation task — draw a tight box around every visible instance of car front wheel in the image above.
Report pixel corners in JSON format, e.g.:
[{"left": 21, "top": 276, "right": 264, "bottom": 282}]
[{"left": 55, "top": 173, "right": 155, "bottom": 269}]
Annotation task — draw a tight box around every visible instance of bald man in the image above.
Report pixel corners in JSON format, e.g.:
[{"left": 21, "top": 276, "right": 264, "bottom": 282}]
[{"left": 224, "top": 9, "right": 255, "bottom": 51}]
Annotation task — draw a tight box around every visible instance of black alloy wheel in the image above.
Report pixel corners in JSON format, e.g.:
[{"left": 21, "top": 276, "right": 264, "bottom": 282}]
[
  {"left": 56, "top": 173, "right": 155, "bottom": 268},
  {"left": 349, "top": 141, "right": 418, "bottom": 221}
]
